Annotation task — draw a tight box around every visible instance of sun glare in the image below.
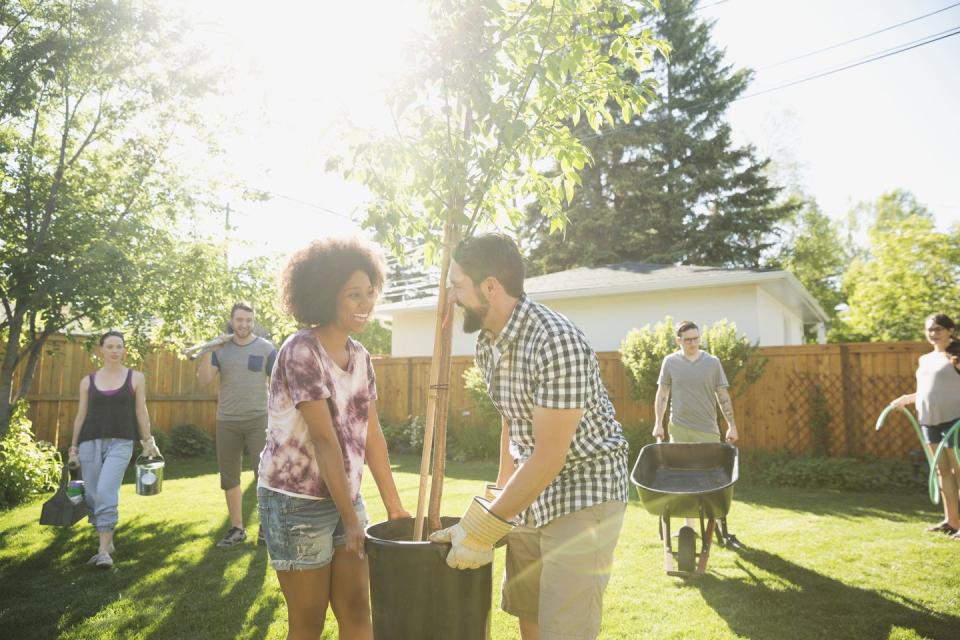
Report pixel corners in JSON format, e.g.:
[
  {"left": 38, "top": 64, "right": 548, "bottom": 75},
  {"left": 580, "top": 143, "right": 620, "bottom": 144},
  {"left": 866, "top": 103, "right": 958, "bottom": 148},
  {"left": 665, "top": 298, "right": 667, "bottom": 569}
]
[{"left": 165, "top": 0, "right": 429, "bottom": 260}]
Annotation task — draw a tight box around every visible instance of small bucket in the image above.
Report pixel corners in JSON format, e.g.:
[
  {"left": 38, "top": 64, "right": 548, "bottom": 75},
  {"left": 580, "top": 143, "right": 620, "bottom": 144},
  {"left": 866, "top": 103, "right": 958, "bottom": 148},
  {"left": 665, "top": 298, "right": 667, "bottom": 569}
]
[{"left": 135, "top": 455, "right": 164, "bottom": 496}]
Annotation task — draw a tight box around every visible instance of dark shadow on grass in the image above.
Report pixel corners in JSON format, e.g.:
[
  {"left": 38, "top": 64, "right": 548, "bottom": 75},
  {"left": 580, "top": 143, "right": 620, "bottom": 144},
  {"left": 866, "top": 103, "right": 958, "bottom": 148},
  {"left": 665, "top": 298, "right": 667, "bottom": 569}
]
[
  {"left": 139, "top": 480, "right": 273, "bottom": 640},
  {"left": 697, "top": 546, "right": 960, "bottom": 640},
  {"left": 119, "top": 454, "right": 221, "bottom": 483},
  {"left": 727, "top": 485, "right": 936, "bottom": 523},
  {"left": 0, "top": 514, "right": 199, "bottom": 640},
  {"left": 0, "top": 478, "right": 275, "bottom": 640}
]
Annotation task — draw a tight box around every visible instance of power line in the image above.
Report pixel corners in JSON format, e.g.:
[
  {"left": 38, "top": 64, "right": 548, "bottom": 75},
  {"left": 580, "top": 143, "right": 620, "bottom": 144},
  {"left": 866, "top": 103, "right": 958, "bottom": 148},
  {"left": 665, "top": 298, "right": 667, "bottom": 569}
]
[
  {"left": 742, "top": 26, "right": 960, "bottom": 100},
  {"left": 578, "top": 22, "right": 960, "bottom": 142},
  {"left": 240, "top": 188, "right": 359, "bottom": 221},
  {"left": 761, "top": 1, "right": 960, "bottom": 70}
]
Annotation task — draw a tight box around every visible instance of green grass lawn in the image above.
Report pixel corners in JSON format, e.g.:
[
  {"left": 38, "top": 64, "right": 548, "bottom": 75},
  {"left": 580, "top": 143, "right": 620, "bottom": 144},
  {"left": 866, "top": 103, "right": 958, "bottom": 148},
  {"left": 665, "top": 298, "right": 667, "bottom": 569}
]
[{"left": 1, "top": 454, "right": 958, "bottom": 639}]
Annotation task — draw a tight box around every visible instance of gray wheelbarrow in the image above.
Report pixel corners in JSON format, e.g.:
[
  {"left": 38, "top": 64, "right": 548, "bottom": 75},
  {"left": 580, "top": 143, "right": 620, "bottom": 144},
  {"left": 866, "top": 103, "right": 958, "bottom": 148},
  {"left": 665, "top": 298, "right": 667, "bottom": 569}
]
[{"left": 631, "top": 442, "right": 739, "bottom": 576}]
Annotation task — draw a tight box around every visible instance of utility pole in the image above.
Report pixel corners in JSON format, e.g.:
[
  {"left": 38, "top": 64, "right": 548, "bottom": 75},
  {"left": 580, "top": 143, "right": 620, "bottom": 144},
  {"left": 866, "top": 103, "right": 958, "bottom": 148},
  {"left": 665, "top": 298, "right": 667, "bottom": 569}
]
[{"left": 224, "top": 202, "right": 231, "bottom": 268}]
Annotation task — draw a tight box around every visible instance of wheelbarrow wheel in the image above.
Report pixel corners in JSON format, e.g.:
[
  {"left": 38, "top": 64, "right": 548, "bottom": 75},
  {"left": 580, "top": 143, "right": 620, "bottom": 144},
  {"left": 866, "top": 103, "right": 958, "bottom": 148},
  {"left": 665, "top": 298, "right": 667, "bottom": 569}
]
[{"left": 677, "top": 526, "right": 696, "bottom": 573}]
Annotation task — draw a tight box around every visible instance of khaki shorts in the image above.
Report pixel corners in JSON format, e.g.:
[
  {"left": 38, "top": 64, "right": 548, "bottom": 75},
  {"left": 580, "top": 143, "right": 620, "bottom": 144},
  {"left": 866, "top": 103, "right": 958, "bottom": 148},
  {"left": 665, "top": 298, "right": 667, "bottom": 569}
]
[
  {"left": 668, "top": 421, "right": 720, "bottom": 443},
  {"left": 501, "top": 500, "right": 626, "bottom": 640},
  {"left": 216, "top": 416, "right": 267, "bottom": 490}
]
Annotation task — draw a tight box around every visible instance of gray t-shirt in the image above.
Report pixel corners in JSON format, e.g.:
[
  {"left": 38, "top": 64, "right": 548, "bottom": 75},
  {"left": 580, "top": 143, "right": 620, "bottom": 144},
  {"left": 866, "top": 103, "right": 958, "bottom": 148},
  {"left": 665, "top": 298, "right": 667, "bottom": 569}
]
[
  {"left": 212, "top": 337, "right": 277, "bottom": 421},
  {"left": 657, "top": 351, "right": 729, "bottom": 434},
  {"left": 915, "top": 351, "right": 960, "bottom": 426}
]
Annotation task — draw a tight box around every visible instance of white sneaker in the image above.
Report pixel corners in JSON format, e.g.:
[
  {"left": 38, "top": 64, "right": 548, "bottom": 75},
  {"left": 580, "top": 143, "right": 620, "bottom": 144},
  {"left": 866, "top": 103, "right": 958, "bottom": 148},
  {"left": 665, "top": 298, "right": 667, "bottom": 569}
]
[{"left": 89, "top": 552, "right": 113, "bottom": 569}]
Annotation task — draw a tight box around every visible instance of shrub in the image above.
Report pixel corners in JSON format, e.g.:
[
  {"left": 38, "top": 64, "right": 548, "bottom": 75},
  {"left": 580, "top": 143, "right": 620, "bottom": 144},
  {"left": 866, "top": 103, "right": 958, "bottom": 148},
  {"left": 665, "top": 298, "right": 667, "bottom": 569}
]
[
  {"left": 620, "top": 316, "right": 766, "bottom": 402},
  {"left": 760, "top": 456, "right": 924, "bottom": 493},
  {"left": 381, "top": 416, "right": 424, "bottom": 455},
  {"left": 621, "top": 421, "right": 656, "bottom": 463},
  {"left": 740, "top": 450, "right": 925, "bottom": 493},
  {"left": 619, "top": 318, "right": 676, "bottom": 402},
  {"left": 0, "top": 402, "right": 60, "bottom": 508},
  {"left": 170, "top": 424, "right": 213, "bottom": 457},
  {"left": 449, "top": 422, "right": 500, "bottom": 462}
]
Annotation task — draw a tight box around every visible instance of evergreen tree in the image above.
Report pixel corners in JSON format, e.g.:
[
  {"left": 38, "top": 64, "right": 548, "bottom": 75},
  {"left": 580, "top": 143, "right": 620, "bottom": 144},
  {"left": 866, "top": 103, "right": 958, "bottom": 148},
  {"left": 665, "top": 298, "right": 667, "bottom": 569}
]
[{"left": 524, "top": 0, "right": 796, "bottom": 274}]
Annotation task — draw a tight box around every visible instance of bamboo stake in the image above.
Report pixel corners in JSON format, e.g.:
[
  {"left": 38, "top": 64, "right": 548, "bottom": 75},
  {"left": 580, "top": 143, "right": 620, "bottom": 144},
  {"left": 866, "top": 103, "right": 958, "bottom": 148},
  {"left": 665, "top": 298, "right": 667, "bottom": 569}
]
[
  {"left": 427, "top": 225, "right": 460, "bottom": 533},
  {"left": 412, "top": 219, "right": 460, "bottom": 541}
]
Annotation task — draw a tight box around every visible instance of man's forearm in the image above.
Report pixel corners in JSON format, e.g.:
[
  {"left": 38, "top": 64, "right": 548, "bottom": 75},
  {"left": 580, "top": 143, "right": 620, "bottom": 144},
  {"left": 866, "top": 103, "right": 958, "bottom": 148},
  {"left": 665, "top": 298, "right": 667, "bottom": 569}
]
[
  {"left": 717, "top": 389, "right": 736, "bottom": 428},
  {"left": 654, "top": 386, "right": 669, "bottom": 427},
  {"left": 496, "top": 418, "right": 515, "bottom": 487},
  {"left": 490, "top": 450, "right": 565, "bottom": 521}
]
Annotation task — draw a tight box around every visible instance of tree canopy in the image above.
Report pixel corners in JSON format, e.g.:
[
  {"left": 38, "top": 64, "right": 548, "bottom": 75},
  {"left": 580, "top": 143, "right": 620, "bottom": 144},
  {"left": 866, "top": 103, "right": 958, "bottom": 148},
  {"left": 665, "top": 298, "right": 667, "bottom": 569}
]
[
  {"left": 768, "top": 195, "right": 849, "bottom": 339},
  {"left": 523, "top": 0, "right": 796, "bottom": 274},
  {"left": 338, "top": 0, "right": 666, "bottom": 261},
  {"left": 834, "top": 193, "right": 960, "bottom": 342},
  {"left": 0, "top": 1, "right": 240, "bottom": 435}
]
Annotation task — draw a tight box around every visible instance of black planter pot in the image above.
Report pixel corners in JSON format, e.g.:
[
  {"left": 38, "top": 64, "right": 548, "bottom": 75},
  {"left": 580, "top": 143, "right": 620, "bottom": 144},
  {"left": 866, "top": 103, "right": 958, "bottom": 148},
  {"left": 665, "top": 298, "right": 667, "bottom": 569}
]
[{"left": 365, "top": 517, "right": 492, "bottom": 640}]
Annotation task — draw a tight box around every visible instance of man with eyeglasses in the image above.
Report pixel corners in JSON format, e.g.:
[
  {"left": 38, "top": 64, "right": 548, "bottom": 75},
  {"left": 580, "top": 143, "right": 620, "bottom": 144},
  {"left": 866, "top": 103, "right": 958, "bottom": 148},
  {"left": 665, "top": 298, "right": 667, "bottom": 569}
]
[{"left": 653, "top": 319, "right": 744, "bottom": 548}]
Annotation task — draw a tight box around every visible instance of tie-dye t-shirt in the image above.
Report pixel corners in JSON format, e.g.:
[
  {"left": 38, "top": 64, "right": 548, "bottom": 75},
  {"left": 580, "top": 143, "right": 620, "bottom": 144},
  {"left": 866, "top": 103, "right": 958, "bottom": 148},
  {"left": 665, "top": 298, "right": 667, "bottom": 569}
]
[{"left": 257, "top": 329, "right": 377, "bottom": 501}]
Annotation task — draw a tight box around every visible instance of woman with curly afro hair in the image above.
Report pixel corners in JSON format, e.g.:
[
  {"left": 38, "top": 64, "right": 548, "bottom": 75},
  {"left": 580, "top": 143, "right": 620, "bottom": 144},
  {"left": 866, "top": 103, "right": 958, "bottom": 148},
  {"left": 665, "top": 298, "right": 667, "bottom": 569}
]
[{"left": 257, "top": 237, "right": 409, "bottom": 639}]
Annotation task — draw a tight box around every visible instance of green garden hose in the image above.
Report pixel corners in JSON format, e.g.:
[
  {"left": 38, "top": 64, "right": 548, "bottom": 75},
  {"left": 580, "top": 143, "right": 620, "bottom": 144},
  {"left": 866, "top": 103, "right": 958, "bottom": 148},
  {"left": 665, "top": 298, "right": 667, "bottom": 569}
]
[
  {"left": 928, "top": 419, "right": 960, "bottom": 504},
  {"left": 876, "top": 405, "right": 960, "bottom": 504}
]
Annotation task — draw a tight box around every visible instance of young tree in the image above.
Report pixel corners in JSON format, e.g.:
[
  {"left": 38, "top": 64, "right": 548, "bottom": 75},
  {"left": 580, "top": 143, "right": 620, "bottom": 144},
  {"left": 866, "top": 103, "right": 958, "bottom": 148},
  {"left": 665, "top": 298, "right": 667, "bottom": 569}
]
[
  {"left": 0, "top": 1, "right": 226, "bottom": 436},
  {"left": 769, "top": 196, "right": 850, "bottom": 338},
  {"left": 834, "top": 197, "right": 960, "bottom": 342},
  {"left": 338, "top": 0, "right": 666, "bottom": 534},
  {"left": 524, "top": 0, "right": 796, "bottom": 274}
]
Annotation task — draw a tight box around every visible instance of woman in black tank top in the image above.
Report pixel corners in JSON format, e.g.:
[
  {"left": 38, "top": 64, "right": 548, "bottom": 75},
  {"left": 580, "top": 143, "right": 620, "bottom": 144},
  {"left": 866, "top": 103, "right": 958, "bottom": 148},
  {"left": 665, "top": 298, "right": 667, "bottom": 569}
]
[{"left": 67, "top": 331, "right": 162, "bottom": 569}]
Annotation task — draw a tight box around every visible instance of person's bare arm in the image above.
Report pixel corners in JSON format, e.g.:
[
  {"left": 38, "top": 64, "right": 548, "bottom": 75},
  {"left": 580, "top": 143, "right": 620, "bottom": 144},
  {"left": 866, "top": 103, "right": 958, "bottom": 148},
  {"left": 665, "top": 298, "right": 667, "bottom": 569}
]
[
  {"left": 133, "top": 371, "right": 153, "bottom": 441},
  {"left": 196, "top": 349, "right": 219, "bottom": 387},
  {"left": 892, "top": 392, "right": 917, "bottom": 408},
  {"left": 299, "top": 399, "right": 365, "bottom": 557},
  {"left": 653, "top": 384, "right": 670, "bottom": 440},
  {"left": 495, "top": 417, "right": 516, "bottom": 488},
  {"left": 489, "top": 407, "right": 582, "bottom": 521},
  {"left": 716, "top": 387, "right": 738, "bottom": 443},
  {"left": 365, "top": 399, "right": 409, "bottom": 520},
  {"left": 71, "top": 378, "right": 90, "bottom": 449}
]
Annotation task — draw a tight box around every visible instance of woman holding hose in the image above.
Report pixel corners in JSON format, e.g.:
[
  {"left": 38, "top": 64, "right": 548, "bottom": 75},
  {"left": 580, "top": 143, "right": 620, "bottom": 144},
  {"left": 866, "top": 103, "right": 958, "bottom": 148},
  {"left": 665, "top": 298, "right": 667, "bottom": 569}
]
[{"left": 891, "top": 313, "right": 960, "bottom": 538}]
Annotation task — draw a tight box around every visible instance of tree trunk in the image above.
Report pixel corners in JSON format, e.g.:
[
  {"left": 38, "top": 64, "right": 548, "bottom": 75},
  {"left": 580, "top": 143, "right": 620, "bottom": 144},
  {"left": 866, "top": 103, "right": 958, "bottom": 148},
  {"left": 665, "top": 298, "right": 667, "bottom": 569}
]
[{"left": 0, "top": 308, "right": 26, "bottom": 439}]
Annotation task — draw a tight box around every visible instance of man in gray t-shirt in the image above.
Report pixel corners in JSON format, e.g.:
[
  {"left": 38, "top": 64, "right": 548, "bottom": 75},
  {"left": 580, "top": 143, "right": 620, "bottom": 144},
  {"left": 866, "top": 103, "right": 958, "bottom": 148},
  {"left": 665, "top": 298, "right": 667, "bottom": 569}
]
[
  {"left": 198, "top": 302, "right": 276, "bottom": 547},
  {"left": 653, "top": 320, "right": 743, "bottom": 547}
]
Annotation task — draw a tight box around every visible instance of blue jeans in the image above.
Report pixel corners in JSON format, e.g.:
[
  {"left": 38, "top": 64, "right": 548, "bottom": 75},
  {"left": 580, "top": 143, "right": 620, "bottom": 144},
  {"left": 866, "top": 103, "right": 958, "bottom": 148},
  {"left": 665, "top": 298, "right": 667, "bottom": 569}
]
[{"left": 78, "top": 438, "right": 134, "bottom": 532}]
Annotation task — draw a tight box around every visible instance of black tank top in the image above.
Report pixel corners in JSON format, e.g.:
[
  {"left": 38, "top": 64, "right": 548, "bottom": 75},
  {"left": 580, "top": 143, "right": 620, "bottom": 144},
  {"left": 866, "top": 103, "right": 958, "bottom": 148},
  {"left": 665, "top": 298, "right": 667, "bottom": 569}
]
[{"left": 78, "top": 369, "right": 138, "bottom": 443}]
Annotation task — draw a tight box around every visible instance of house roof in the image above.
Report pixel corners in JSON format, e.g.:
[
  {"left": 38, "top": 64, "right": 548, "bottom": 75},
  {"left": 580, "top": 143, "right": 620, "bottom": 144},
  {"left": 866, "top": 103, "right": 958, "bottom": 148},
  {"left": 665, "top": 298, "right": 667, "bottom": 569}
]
[{"left": 377, "top": 261, "right": 830, "bottom": 324}]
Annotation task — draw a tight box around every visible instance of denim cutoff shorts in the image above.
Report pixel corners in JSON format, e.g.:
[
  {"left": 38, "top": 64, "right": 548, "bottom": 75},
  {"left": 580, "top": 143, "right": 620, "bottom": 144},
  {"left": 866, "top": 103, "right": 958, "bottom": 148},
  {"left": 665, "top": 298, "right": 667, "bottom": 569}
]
[
  {"left": 257, "top": 486, "right": 368, "bottom": 571},
  {"left": 922, "top": 417, "right": 960, "bottom": 446}
]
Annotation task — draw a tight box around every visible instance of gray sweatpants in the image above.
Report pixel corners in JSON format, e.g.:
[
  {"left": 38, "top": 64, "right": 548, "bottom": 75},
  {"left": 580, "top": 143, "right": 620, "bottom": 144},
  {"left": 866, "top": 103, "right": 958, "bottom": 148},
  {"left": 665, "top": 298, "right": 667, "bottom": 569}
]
[{"left": 78, "top": 438, "right": 134, "bottom": 532}]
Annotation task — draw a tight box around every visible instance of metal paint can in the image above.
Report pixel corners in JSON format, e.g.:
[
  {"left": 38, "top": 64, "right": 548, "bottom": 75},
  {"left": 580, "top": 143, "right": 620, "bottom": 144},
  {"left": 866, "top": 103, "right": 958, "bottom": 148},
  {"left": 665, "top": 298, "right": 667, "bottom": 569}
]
[{"left": 135, "top": 455, "right": 164, "bottom": 496}]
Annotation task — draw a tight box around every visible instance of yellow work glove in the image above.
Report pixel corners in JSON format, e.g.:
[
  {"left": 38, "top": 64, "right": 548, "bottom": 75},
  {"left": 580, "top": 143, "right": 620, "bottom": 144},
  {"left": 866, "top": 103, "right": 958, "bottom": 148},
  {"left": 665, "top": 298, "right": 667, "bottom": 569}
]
[
  {"left": 483, "top": 483, "right": 502, "bottom": 501},
  {"left": 141, "top": 436, "right": 161, "bottom": 458},
  {"left": 429, "top": 497, "right": 514, "bottom": 570}
]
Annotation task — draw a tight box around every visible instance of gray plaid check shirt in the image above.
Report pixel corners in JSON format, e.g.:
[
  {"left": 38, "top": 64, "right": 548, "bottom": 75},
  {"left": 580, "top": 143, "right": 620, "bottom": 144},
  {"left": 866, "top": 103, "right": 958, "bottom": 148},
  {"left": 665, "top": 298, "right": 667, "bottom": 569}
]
[{"left": 475, "top": 294, "right": 629, "bottom": 527}]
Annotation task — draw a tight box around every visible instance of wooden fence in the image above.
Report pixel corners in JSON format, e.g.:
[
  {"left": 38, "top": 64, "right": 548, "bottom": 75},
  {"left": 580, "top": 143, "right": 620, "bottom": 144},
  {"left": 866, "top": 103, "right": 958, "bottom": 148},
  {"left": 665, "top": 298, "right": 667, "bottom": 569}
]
[{"left": 15, "top": 336, "right": 930, "bottom": 460}]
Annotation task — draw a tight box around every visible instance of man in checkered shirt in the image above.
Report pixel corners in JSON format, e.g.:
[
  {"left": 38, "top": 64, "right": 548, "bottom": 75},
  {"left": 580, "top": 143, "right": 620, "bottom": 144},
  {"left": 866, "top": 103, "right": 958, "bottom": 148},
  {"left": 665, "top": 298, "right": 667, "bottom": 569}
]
[{"left": 431, "top": 233, "right": 629, "bottom": 640}]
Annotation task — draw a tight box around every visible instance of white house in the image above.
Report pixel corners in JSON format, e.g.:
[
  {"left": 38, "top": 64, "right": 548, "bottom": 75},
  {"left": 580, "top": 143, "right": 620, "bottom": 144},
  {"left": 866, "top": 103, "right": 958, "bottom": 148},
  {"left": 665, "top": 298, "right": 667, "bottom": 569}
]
[{"left": 377, "top": 262, "right": 830, "bottom": 357}]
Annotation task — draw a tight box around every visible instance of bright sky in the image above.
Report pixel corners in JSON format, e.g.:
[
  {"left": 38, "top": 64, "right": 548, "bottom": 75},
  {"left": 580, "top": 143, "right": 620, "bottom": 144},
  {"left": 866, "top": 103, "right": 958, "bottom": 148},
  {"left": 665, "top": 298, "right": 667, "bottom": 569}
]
[
  {"left": 174, "top": 0, "right": 960, "bottom": 264},
  {"left": 703, "top": 0, "right": 960, "bottom": 229}
]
